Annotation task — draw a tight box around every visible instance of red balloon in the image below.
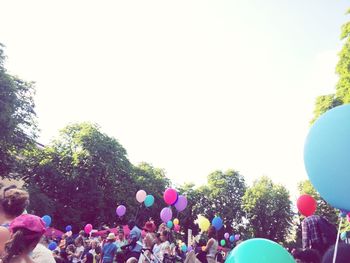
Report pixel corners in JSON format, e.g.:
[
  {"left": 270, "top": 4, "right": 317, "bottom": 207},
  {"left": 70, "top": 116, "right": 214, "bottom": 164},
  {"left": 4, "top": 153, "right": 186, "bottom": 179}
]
[
  {"left": 163, "top": 188, "right": 178, "bottom": 205},
  {"left": 297, "top": 194, "right": 317, "bottom": 216}
]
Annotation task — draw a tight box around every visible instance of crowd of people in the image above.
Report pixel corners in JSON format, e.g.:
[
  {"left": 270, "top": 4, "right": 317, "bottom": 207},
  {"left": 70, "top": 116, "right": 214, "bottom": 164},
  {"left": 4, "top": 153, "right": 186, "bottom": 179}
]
[{"left": 1, "top": 184, "right": 350, "bottom": 263}]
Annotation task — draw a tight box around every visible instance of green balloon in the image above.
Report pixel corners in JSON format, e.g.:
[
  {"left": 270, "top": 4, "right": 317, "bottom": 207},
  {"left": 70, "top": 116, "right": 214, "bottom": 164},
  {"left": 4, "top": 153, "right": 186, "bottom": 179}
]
[
  {"left": 144, "top": 195, "right": 155, "bottom": 207},
  {"left": 225, "top": 238, "right": 295, "bottom": 263},
  {"left": 220, "top": 239, "right": 226, "bottom": 246}
]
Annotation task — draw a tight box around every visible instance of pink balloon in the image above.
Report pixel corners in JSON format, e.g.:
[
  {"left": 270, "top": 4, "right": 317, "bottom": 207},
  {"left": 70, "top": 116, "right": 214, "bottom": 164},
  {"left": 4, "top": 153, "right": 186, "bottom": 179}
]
[
  {"left": 136, "top": 190, "right": 147, "bottom": 203},
  {"left": 84, "top": 224, "right": 93, "bottom": 234},
  {"left": 160, "top": 207, "right": 173, "bottom": 223},
  {"left": 224, "top": 233, "right": 229, "bottom": 239},
  {"left": 116, "top": 205, "right": 126, "bottom": 217},
  {"left": 174, "top": 195, "right": 188, "bottom": 212},
  {"left": 234, "top": 234, "right": 240, "bottom": 241},
  {"left": 174, "top": 224, "right": 180, "bottom": 232},
  {"left": 164, "top": 188, "right": 178, "bottom": 205}
]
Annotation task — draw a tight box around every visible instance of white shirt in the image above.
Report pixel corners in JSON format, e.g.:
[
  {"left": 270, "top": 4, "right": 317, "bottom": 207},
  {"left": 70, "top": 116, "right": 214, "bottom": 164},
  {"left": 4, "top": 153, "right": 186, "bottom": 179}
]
[
  {"left": 31, "top": 243, "right": 56, "bottom": 263},
  {"left": 72, "top": 245, "right": 84, "bottom": 263}
]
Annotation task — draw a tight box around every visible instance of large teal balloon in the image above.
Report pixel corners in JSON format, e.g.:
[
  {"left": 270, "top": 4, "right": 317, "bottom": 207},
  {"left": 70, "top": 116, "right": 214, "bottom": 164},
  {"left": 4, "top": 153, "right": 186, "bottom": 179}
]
[
  {"left": 225, "top": 238, "right": 295, "bottom": 263},
  {"left": 304, "top": 104, "right": 350, "bottom": 211}
]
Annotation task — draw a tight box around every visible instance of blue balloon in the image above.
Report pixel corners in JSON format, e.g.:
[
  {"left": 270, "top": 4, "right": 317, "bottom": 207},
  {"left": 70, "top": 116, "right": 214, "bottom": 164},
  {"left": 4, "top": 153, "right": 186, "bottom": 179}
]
[
  {"left": 225, "top": 238, "right": 295, "bottom": 263},
  {"left": 212, "top": 216, "right": 223, "bottom": 230},
  {"left": 304, "top": 105, "right": 350, "bottom": 211},
  {"left": 229, "top": 235, "right": 235, "bottom": 243},
  {"left": 48, "top": 242, "right": 57, "bottom": 251},
  {"left": 144, "top": 195, "right": 155, "bottom": 208},
  {"left": 42, "top": 215, "right": 52, "bottom": 227},
  {"left": 65, "top": 225, "right": 72, "bottom": 232},
  {"left": 341, "top": 232, "right": 347, "bottom": 241}
]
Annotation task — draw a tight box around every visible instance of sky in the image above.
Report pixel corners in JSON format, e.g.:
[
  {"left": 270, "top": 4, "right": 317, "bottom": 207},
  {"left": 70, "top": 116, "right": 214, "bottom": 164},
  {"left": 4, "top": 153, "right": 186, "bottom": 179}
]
[{"left": 1, "top": 0, "right": 349, "bottom": 198}]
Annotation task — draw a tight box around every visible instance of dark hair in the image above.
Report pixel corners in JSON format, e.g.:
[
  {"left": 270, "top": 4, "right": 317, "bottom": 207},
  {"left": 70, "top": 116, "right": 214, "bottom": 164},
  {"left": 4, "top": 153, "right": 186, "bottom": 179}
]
[
  {"left": 84, "top": 252, "right": 94, "bottom": 263},
  {"left": 3, "top": 228, "right": 41, "bottom": 263},
  {"left": 293, "top": 248, "right": 320, "bottom": 263},
  {"left": 1, "top": 188, "right": 29, "bottom": 217},
  {"left": 95, "top": 246, "right": 101, "bottom": 254},
  {"left": 322, "top": 243, "right": 350, "bottom": 263},
  {"left": 128, "top": 220, "right": 136, "bottom": 229},
  {"left": 208, "top": 226, "right": 216, "bottom": 239}
]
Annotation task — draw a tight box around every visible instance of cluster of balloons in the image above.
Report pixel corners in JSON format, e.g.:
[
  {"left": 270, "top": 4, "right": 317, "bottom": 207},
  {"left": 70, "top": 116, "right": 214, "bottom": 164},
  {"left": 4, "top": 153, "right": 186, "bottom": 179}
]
[
  {"left": 167, "top": 218, "right": 180, "bottom": 232},
  {"left": 163, "top": 188, "right": 188, "bottom": 212},
  {"left": 116, "top": 205, "right": 126, "bottom": 217},
  {"left": 136, "top": 190, "right": 155, "bottom": 208},
  {"left": 225, "top": 238, "right": 295, "bottom": 263},
  {"left": 223, "top": 232, "right": 240, "bottom": 244},
  {"left": 304, "top": 104, "right": 350, "bottom": 211},
  {"left": 297, "top": 194, "right": 317, "bottom": 217}
]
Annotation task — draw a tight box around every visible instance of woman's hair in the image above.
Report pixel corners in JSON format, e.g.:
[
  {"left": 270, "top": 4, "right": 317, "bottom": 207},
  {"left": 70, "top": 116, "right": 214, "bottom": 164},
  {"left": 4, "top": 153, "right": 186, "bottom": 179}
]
[
  {"left": 2, "top": 227, "right": 41, "bottom": 263},
  {"left": 84, "top": 252, "right": 94, "bottom": 263},
  {"left": 75, "top": 237, "right": 83, "bottom": 246},
  {"left": 207, "top": 226, "right": 216, "bottom": 239},
  {"left": 1, "top": 188, "right": 29, "bottom": 217}
]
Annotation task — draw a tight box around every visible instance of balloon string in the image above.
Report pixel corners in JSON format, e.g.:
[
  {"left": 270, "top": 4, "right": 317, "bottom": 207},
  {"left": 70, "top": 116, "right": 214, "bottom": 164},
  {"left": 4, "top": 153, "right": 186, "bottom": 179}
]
[
  {"left": 134, "top": 204, "right": 142, "bottom": 221},
  {"left": 332, "top": 216, "right": 343, "bottom": 263}
]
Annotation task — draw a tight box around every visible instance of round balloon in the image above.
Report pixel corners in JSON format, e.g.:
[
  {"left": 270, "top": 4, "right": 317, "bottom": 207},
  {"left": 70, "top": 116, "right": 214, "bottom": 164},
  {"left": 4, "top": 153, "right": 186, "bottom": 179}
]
[
  {"left": 197, "top": 216, "right": 210, "bottom": 232},
  {"left": 225, "top": 238, "right": 295, "bottom": 263},
  {"left": 144, "top": 195, "right": 155, "bottom": 208},
  {"left": 160, "top": 207, "right": 173, "bottom": 223},
  {"left": 212, "top": 216, "right": 223, "bottom": 230},
  {"left": 174, "top": 224, "right": 180, "bottom": 232},
  {"left": 304, "top": 104, "right": 350, "bottom": 211},
  {"left": 136, "top": 190, "right": 147, "bottom": 203},
  {"left": 84, "top": 224, "right": 93, "bottom": 234},
  {"left": 181, "top": 244, "right": 187, "bottom": 252},
  {"left": 116, "top": 205, "right": 126, "bottom": 217},
  {"left": 42, "top": 215, "right": 52, "bottom": 227},
  {"left": 174, "top": 195, "right": 188, "bottom": 212},
  {"left": 164, "top": 188, "right": 178, "bottom": 205},
  {"left": 48, "top": 242, "right": 57, "bottom": 251},
  {"left": 220, "top": 239, "right": 226, "bottom": 246},
  {"left": 224, "top": 233, "right": 230, "bottom": 239},
  {"left": 341, "top": 232, "right": 347, "bottom": 241},
  {"left": 167, "top": 221, "right": 173, "bottom": 229},
  {"left": 65, "top": 225, "right": 72, "bottom": 232},
  {"left": 229, "top": 235, "right": 235, "bottom": 243},
  {"left": 173, "top": 218, "right": 179, "bottom": 225},
  {"left": 297, "top": 194, "right": 317, "bottom": 217},
  {"left": 235, "top": 234, "right": 240, "bottom": 241}
]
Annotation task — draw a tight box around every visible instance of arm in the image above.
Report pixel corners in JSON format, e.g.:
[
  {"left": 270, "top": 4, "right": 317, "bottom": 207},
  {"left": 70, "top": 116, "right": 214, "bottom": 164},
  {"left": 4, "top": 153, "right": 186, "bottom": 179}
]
[{"left": 204, "top": 239, "right": 214, "bottom": 252}]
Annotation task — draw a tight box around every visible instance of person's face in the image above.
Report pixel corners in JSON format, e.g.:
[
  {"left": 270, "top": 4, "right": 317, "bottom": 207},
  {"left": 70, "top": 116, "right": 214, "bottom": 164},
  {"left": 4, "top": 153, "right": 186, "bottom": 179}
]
[
  {"left": 118, "top": 233, "right": 124, "bottom": 240},
  {"left": 160, "top": 233, "right": 167, "bottom": 242},
  {"left": 91, "top": 241, "right": 97, "bottom": 249}
]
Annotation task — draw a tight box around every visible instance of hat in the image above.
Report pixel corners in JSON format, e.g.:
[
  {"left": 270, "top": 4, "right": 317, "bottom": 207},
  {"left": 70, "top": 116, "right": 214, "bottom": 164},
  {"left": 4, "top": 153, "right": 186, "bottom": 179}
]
[
  {"left": 9, "top": 214, "right": 46, "bottom": 238},
  {"left": 143, "top": 221, "right": 156, "bottom": 232},
  {"left": 107, "top": 233, "right": 116, "bottom": 240}
]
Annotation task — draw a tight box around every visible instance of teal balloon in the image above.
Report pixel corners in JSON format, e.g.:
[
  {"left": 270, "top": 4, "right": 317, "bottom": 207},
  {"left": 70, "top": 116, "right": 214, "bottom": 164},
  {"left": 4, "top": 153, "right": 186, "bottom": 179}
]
[
  {"left": 181, "top": 244, "right": 187, "bottom": 252},
  {"left": 167, "top": 221, "right": 173, "bottom": 229},
  {"left": 304, "top": 105, "right": 350, "bottom": 211},
  {"left": 225, "top": 238, "right": 295, "bottom": 263},
  {"left": 341, "top": 232, "right": 347, "bottom": 241},
  {"left": 144, "top": 195, "right": 155, "bottom": 207}
]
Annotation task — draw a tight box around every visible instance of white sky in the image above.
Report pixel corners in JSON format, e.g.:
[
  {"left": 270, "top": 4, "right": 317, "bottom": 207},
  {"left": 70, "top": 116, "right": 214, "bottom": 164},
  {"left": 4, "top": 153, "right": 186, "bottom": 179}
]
[{"left": 1, "top": 0, "right": 348, "bottom": 198}]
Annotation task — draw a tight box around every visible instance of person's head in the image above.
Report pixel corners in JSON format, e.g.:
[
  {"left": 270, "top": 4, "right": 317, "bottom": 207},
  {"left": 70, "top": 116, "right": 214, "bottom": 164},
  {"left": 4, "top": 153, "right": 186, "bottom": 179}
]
[
  {"left": 3, "top": 214, "right": 46, "bottom": 263},
  {"left": 75, "top": 237, "right": 83, "bottom": 247},
  {"left": 118, "top": 227, "right": 124, "bottom": 240},
  {"left": 143, "top": 233, "right": 155, "bottom": 248},
  {"left": 66, "top": 244, "right": 76, "bottom": 253},
  {"left": 83, "top": 252, "right": 94, "bottom": 263},
  {"left": 79, "top": 230, "right": 85, "bottom": 237},
  {"left": 128, "top": 220, "right": 136, "bottom": 229},
  {"left": 292, "top": 248, "right": 320, "bottom": 263},
  {"left": 106, "top": 233, "right": 116, "bottom": 243},
  {"left": 322, "top": 243, "right": 350, "bottom": 263},
  {"left": 90, "top": 240, "right": 97, "bottom": 249},
  {"left": 160, "top": 230, "right": 169, "bottom": 242},
  {"left": 155, "top": 233, "right": 161, "bottom": 244},
  {"left": 0, "top": 188, "right": 29, "bottom": 219},
  {"left": 207, "top": 226, "right": 216, "bottom": 239}
]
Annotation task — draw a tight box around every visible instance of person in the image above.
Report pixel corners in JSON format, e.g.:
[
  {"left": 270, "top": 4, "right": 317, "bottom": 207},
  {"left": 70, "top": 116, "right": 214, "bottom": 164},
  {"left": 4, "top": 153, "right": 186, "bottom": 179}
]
[
  {"left": 101, "top": 233, "right": 117, "bottom": 263},
  {"left": 31, "top": 240, "right": 56, "bottom": 263},
  {"left": 158, "top": 230, "right": 171, "bottom": 262},
  {"left": 292, "top": 248, "right": 321, "bottom": 263},
  {"left": 115, "top": 227, "right": 127, "bottom": 263},
  {"left": 88, "top": 240, "right": 98, "bottom": 263},
  {"left": 2, "top": 214, "right": 46, "bottom": 263},
  {"left": 125, "top": 220, "right": 142, "bottom": 261},
  {"left": 66, "top": 244, "right": 76, "bottom": 263},
  {"left": 82, "top": 252, "right": 93, "bottom": 263},
  {"left": 321, "top": 243, "right": 350, "bottom": 263},
  {"left": 59, "top": 234, "right": 68, "bottom": 252},
  {"left": 302, "top": 215, "right": 337, "bottom": 257},
  {"left": 138, "top": 231, "right": 156, "bottom": 263},
  {"left": 204, "top": 227, "right": 218, "bottom": 263},
  {"left": 152, "top": 233, "right": 162, "bottom": 262},
  {"left": 94, "top": 246, "right": 101, "bottom": 263}
]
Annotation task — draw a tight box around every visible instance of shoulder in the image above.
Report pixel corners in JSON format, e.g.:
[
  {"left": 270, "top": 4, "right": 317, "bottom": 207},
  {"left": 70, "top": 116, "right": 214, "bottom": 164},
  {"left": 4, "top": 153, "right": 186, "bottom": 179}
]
[{"left": 32, "top": 244, "right": 56, "bottom": 263}]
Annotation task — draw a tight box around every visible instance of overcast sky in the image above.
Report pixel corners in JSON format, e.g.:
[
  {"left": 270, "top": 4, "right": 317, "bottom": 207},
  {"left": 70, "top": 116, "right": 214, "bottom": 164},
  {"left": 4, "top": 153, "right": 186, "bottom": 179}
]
[{"left": 1, "top": 0, "right": 349, "bottom": 198}]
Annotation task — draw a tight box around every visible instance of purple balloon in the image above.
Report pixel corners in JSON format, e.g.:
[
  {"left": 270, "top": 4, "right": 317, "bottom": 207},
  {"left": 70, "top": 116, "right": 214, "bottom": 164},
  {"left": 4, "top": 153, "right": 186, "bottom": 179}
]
[
  {"left": 234, "top": 234, "right": 240, "bottom": 241},
  {"left": 224, "top": 233, "right": 230, "bottom": 239},
  {"left": 160, "top": 207, "right": 173, "bottom": 223},
  {"left": 174, "top": 195, "right": 188, "bottom": 212},
  {"left": 116, "top": 205, "right": 126, "bottom": 217}
]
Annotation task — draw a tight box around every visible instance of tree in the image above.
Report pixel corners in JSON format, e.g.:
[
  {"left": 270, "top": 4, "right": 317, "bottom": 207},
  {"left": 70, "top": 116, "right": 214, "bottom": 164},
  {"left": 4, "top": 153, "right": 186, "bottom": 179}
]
[
  {"left": 242, "top": 177, "right": 293, "bottom": 242},
  {"left": 311, "top": 9, "right": 350, "bottom": 122},
  {"left": 0, "top": 43, "right": 37, "bottom": 177},
  {"left": 23, "top": 122, "right": 136, "bottom": 230}
]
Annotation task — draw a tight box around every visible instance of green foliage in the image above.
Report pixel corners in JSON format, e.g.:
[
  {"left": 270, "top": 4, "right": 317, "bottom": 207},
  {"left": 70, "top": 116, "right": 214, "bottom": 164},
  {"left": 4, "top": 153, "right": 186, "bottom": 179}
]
[
  {"left": 242, "top": 177, "right": 293, "bottom": 242},
  {"left": 311, "top": 94, "right": 342, "bottom": 124},
  {"left": 0, "top": 43, "right": 37, "bottom": 177}
]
